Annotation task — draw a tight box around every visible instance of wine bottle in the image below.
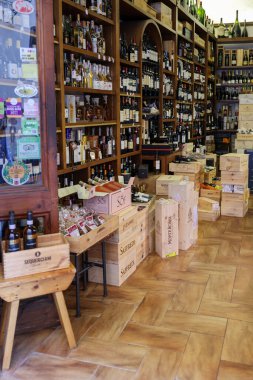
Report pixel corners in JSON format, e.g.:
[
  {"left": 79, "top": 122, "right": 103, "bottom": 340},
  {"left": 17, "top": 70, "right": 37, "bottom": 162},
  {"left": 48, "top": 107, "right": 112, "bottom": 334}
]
[
  {"left": 232, "top": 10, "right": 241, "bottom": 38},
  {"left": 5, "top": 211, "right": 21, "bottom": 253},
  {"left": 241, "top": 20, "right": 248, "bottom": 38},
  {"left": 23, "top": 211, "right": 38, "bottom": 250},
  {"left": 197, "top": 1, "right": 205, "bottom": 24},
  {"left": 217, "top": 18, "right": 225, "bottom": 38}
]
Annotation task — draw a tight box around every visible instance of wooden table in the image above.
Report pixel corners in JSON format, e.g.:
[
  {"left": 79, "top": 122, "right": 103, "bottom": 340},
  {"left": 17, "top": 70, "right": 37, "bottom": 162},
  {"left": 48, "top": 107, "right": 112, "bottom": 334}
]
[{"left": 0, "top": 264, "right": 76, "bottom": 370}]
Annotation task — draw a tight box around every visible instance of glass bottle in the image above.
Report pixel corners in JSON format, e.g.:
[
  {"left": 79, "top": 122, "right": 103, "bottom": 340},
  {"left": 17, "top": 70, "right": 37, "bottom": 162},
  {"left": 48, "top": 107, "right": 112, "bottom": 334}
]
[
  {"left": 23, "top": 211, "right": 37, "bottom": 250},
  {"left": 5, "top": 211, "right": 21, "bottom": 253},
  {"left": 232, "top": 10, "right": 241, "bottom": 38},
  {"left": 241, "top": 20, "right": 248, "bottom": 38}
]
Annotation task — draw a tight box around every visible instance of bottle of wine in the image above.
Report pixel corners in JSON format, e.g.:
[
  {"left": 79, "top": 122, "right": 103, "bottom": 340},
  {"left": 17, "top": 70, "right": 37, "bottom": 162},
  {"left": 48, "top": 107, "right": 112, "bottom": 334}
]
[
  {"left": 241, "top": 20, "right": 248, "bottom": 38},
  {"left": 5, "top": 211, "right": 21, "bottom": 253},
  {"left": 217, "top": 18, "right": 225, "bottom": 38},
  {"left": 197, "top": 1, "right": 205, "bottom": 24},
  {"left": 23, "top": 211, "right": 37, "bottom": 250},
  {"left": 232, "top": 10, "right": 241, "bottom": 38}
]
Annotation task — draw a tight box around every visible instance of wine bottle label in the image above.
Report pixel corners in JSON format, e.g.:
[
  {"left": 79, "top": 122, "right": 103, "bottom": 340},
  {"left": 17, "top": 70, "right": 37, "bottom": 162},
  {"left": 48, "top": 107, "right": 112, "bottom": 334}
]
[
  {"left": 155, "top": 160, "right": 160, "bottom": 170},
  {"left": 130, "top": 53, "right": 135, "bottom": 62},
  {"left": 7, "top": 239, "right": 20, "bottom": 252},
  {"left": 24, "top": 234, "right": 37, "bottom": 249}
]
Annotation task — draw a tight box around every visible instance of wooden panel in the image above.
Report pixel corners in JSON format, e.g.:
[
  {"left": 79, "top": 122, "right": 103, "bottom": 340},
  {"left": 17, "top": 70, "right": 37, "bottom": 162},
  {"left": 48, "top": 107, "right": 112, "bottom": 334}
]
[
  {"left": 177, "top": 333, "right": 223, "bottom": 380},
  {"left": 119, "top": 322, "right": 189, "bottom": 351},
  {"left": 92, "top": 366, "right": 135, "bottom": 380},
  {"left": 203, "top": 273, "right": 235, "bottom": 302},
  {"left": 167, "top": 282, "right": 206, "bottom": 313},
  {"left": 189, "top": 262, "right": 236, "bottom": 275},
  {"left": 218, "top": 360, "right": 253, "bottom": 380},
  {"left": 159, "top": 311, "right": 227, "bottom": 336},
  {"left": 199, "top": 299, "right": 253, "bottom": 323},
  {"left": 157, "top": 269, "right": 209, "bottom": 284},
  {"left": 222, "top": 319, "right": 253, "bottom": 366},
  {"left": 69, "top": 338, "right": 146, "bottom": 370}
]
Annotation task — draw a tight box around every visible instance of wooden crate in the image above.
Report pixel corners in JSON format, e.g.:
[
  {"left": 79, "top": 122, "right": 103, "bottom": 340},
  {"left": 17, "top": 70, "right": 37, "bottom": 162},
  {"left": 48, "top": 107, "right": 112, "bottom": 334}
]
[
  {"left": 148, "top": 228, "right": 155, "bottom": 254},
  {"left": 239, "top": 113, "right": 253, "bottom": 121},
  {"left": 84, "top": 185, "right": 131, "bottom": 215},
  {"left": 239, "top": 104, "right": 253, "bottom": 113},
  {"left": 221, "top": 200, "right": 248, "bottom": 217},
  {"left": 222, "top": 189, "right": 249, "bottom": 202},
  {"left": 169, "top": 162, "right": 202, "bottom": 174},
  {"left": 136, "top": 238, "right": 149, "bottom": 266},
  {"left": 200, "top": 189, "right": 221, "bottom": 202},
  {"left": 239, "top": 94, "right": 253, "bottom": 105},
  {"left": 155, "top": 198, "right": 179, "bottom": 258},
  {"left": 174, "top": 172, "right": 200, "bottom": 182},
  {"left": 204, "top": 169, "right": 216, "bottom": 184},
  {"left": 89, "top": 232, "right": 138, "bottom": 263},
  {"left": 198, "top": 209, "right": 220, "bottom": 222},
  {"left": 238, "top": 121, "right": 253, "bottom": 130},
  {"left": 236, "top": 134, "right": 253, "bottom": 141},
  {"left": 88, "top": 249, "right": 136, "bottom": 287},
  {"left": 2, "top": 233, "right": 70, "bottom": 279},
  {"left": 106, "top": 207, "right": 137, "bottom": 243},
  {"left": 235, "top": 140, "right": 253, "bottom": 150},
  {"left": 156, "top": 175, "right": 183, "bottom": 195},
  {"left": 198, "top": 197, "right": 220, "bottom": 212},
  {"left": 206, "top": 153, "right": 217, "bottom": 164},
  {"left": 66, "top": 214, "right": 118, "bottom": 254},
  {"left": 220, "top": 154, "right": 249, "bottom": 172},
  {"left": 221, "top": 170, "right": 248, "bottom": 185},
  {"left": 168, "top": 180, "right": 194, "bottom": 204}
]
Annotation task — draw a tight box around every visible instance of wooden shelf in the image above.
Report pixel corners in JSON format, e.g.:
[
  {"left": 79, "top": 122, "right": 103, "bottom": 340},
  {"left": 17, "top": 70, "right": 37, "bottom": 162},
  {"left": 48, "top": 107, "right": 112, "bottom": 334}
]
[
  {"left": 63, "top": 44, "right": 114, "bottom": 63},
  {"left": 120, "top": 124, "right": 141, "bottom": 128},
  {"left": 178, "top": 33, "right": 193, "bottom": 44},
  {"left": 120, "top": 59, "right": 140, "bottom": 68},
  {"left": 216, "top": 83, "right": 253, "bottom": 87},
  {"left": 65, "top": 121, "right": 117, "bottom": 128},
  {"left": 194, "top": 61, "right": 206, "bottom": 68},
  {"left": 163, "top": 95, "right": 174, "bottom": 100},
  {"left": 0, "top": 79, "right": 38, "bottom": 87},
  {"left": 177, "top": 100, "right": 192, "bottom": 105},
  {"left": 64, "top": 86, "right": 115, "bottom": 95},
  {"left": 194, "top": 41, "right": 206, "bottom": 50},
  {"left": 62, "top": 0, "right": 114, "bottom": 25},
  {"left": 190, "top": 135, "right": 204, "bottom": 141},
  {"left": 58, "top": 156, "right": 117, "bottom": 175},
  {"left": 217, "top": 37, "right": 253, "bottom": 44},
  {"left": 162, "top": 119, "right": 176, "bottom": 123},
  {"left": 121, "top": 150, "right": 141, "bottom": 158},
  {"left": 120, "top": 92, "right": 141, "bottom": 97},
  {"left": 180, "top": 79, "right": 192, "bottom": 85},
  {"left": 163, "top": 69, "right": 176, "bottom": 76},
  {"left": 218, "top": 99, "right": 239, "bottom": 103},
  {"left": 217, "top": 65, "right": 253, "bottom": 70},
  {"left": 178, "top": 56, "right": 194, "bottom": 65}
]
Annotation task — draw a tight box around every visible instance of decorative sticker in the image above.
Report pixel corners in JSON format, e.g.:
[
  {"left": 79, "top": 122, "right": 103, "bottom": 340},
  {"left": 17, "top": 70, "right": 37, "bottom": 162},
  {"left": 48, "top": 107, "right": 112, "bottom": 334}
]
[
  {"left": 12, "top": 0, "right": 34, "bottom": 15},
  {"left": 2, "top": 160, "right": 30, "bottom": 186},
  {"left": 17, "top": 136, "right": 41, "bottom": 160},
  {"left": 20, "top": 48, "right": 37, "bottom": 63},
  {"left": 14, "top": 84, "right": 38, "bottom": 98},
  {"left": 0, "top": 98, "right": 4, "bottom": 119},
  {"left": 21, "top": 118, "right": 39, "bottom": 135},
  {"left": 23, "top": 98, "right": 39, "bottom": 117},
  {"left": 22, "top": 63, "right": 38, "bottom": 79},
  {"left": 6, "top": 98, "right": 22, "bottom": 118}
]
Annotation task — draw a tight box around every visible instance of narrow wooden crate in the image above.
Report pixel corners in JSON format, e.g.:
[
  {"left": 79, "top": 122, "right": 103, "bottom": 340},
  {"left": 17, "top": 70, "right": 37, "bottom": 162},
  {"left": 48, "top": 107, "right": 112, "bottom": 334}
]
[
  {"left": 106, "top": 206, "right": 137, "bottom": 243},
  {"left": 221, "top": 200, "right": 248, "bottom": 217},
  {"left": 221, "top": 170, "right": 248, "bottom": 185},
  {"left": 200, "top": 189, "right": 221, "bottom": 202},
  {"left": 156, "top": 175, "right": 183, "bottom": 195},
  {"left": 238, "top": 121, "right": 253, "bottom": 130},
  {"left": 174, "top": 172, "right": 200, "bottom": 182},
  {"left": 198, "top": 197, "right": 220, "bottom": 212},
  {"left": 66, "top": 214, "right": 118, "bottom": 254},
  {"left": 235, "top": 140, "right": 253, "bottom": 149},
  {"left": 220, "top": 154, "right": 249, "bottom": 172},
  {"left": 239, "top": 94, "right": 253, "bottom": 105},
  {"left": 89, "top": 232, "right": 138, "bottom": 263},
  {"left": 84, "top": 185, "right": 131, "bottom": 215},
  {"left": 88, "top": 250, "right": 136, "bottom": 287},
  {"left": 2, "top": 233, "right": 70, "bottom": 279},
  {"left": 169, "top": 162, "right": 202, "bottom": 174},
  {"left": 236, "top": 134, "right": 253, "bottom": 141},
  {"left": 148, "top": 228, "right": 155, "bottom": 254}
]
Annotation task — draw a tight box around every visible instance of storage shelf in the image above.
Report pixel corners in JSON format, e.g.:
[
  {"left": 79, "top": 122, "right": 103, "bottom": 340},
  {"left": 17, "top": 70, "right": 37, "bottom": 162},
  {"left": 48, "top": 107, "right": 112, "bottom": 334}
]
[
  {"left": 218, "top": 65, "right": 253, "bottom": 70},
  {"left": 62, "top": 0, "right": 114, "bottom": 25},
  {"left": 64, "top": 86, "right": 115, "bottom": 94},
  {"left": 178, "top": 56, "right": 194, "bottom": 65},
  {"left": 217, "top": 99, "right": 239, "bottom": 103},
  {"left": 194, "top": 61, "right": 206, "bottom": 68},
  {"left": 0, "top": 79, "right": 38, "bottom": 87},
  {"left": 178, "top": 33, "right": 193, "bottom": 44},
  {"left": 217, "top": 37, "right": 253, "bottom": 44},
  {"left": 120, "top": 58, "right": 140, "bottom": 68},
  {"left": 120, "top": 124, "right": 141, "bottom": 128},
  {"left": 194, "top": 41, "right": 206, "bottom": 50},
  {"left": 163, "top": 95, "right": 174, "bottom": 100},
  {"left": 162, "top": 119, "right": 176, "bottom": 123},
  {"left": 190, "top": 135, "right": 204, "bottom": 141},
  {"left": 65, "top": 120, "right": 117, "bottom": 128},
  {"left": 177, "top": 100, "right": 193, "bottom": 105},
  {"left": 216, "top": 83, "right": 253, "bottom": 87},
  {"left": 163, "top": 69, "right": 176, "bottom": 76},
  {"left": 120, "top": 150, "right": 141, "bottom": 158},
  {"left": 63, "top": 44, "right": 114, "bottom": 63},
  {"left": 57, "top": 156, "right": 117, "bottom": 175},
  {"left": 180, "top": 79, "right": 192, "bottom": 85},
  {"left": 120, "top": 92, "right": 141, "bottom": 97}
]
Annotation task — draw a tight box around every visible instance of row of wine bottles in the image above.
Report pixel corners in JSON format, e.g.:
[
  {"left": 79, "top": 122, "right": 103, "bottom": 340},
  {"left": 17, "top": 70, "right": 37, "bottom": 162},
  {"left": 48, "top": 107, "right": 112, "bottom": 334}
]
[{"left": 216, "top": 12, "right": 248, "bottom": 38}]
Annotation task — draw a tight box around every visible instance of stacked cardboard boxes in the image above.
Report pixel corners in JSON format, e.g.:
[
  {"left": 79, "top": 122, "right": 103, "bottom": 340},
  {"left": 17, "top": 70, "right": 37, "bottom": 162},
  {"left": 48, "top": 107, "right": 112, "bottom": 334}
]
[
  {"left": 169, "top": 161, "right": 203, "bottom": 191},
  {"left": 220, "top": 153, "right": 249, "bottom": 217},
  {"left": 88, "top": 206, "right": 138, "bottom": 286}
]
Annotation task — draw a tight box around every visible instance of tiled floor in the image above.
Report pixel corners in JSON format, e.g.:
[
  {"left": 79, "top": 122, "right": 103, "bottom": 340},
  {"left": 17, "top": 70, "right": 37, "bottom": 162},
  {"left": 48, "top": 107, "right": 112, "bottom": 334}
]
[{"left": 2, "top": 208, "right": 253, "bottom": 379}]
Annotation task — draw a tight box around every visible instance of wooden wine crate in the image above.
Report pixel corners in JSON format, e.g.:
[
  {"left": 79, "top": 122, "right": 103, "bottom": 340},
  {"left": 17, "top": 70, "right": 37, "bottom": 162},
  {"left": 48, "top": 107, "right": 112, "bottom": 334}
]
[
  {"left": 222, "top": 188, "right": 249, "bottom": 202},
  {"left": 174, "top": 172, "right": 200, "bottom": 181},
  {"left": 198, "top": 197, "right": 220, "bottom": 212},
  {"left": 168, "top": 180, "right": 194, "bottom": 203},
  {"left": 200, "top": 189, "right": 221, "bottom": 202},
  {"left": 220, "top": 153, "right": 249, "bottom": 172},
  {"left": 89, "top": 232, "right": 138, "bottom": 263},
  {"left": 2, "top": 233, "right": 70, "bottom": 279},
  {"left": 136, "top": 238, "right": 149, "bottom": 266},
  {"left": 239, "top": 104, "right": 253, "bottom": 113},
  {"left": 106, "top": 207, "right": 137, "bottom": 243},
  {"left": 239, "top": 94, "right": 253, "bottom": 105},
  {"left": 88, "top": 250, "right": 136, "bottom": 287},
  {"left": 238, "top": 120, "right": 253, "bottom": 130},
  {"left": 148, "top": 228, "right": 155, "bottom": 254},
  {"left": 221, "top": 170, "right": 248, "bottom": 185},
  {"left": 235, "top": 140, "right": 253, "bottom": 149},
  {"left": 239, "top": 113, "right": 253, "bottom": 121},
  {"left": 198, "top": 209, "right": 220, "bottom": 222},
  {"left": 236, "top": 134, "right": 253, "bottom": 141},
  {"left": 221, "top": 200, "right": 248, "bottom": 217},
  {"left": 204, "top": 169, "right": 216, "bottom": 184},
  {"left": 84, "top": 185, "right": 131, "bottom": 215},
  {"left": 156, "top": 175, "right": 183, "bottom": 195},
  {"left": 169, "top": 162, "right": 202, "bottom": 174}
]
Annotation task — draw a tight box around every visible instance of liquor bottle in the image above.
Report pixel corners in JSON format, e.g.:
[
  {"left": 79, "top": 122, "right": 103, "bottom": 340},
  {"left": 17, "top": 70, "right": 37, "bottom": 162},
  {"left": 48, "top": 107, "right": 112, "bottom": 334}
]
[
  {"left": 5, "top": 211, "right": 21, "bottom": 253},
  {"left": 242, "top": 20, "right": 248, "bottom": 38},
  {"left": 74, "top": 14, "right": 83, "bottom": 48},
  {"left": 128, "top": 38, "right": 136, "bottom": 63},
  {"left": 231, "top": 51, "right": 237, "bottom": 66},
  {"left": 232, "top": 10, "right": 241, "bottom": 38},
  {"left": 23, "top": 211, "right": 37, "bottom": 250}
]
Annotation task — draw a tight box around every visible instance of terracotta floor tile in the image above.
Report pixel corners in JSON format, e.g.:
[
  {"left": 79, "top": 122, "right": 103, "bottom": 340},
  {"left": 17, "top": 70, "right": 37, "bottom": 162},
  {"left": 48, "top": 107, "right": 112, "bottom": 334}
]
[
  {"left": 118, "top": 322, "right": 189, "bottom": 352},
  {"left": 176, "top": 332, "right": 223, "bottom": 380},
  {"left": 222, "top": 319, "right": 253, "bottom": 366},
  {"left": 203, "top": 273, "right": 235, "bottom": 302},
  {"left": 167, "top": 282, "right": 206, "bottom": 313}
]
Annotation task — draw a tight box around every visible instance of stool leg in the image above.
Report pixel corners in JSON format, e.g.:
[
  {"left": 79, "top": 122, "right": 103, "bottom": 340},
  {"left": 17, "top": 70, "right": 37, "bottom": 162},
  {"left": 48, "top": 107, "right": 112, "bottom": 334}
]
[
  {"left": 82, "top": 252, "right": 87, "bottom": 291},
  {"left": 53, "top": 291, "right": 76, "bottom": 350},
  {"left": 0, "top": 302, "right": 8, "bottom": 346},
  {"left": 2, "top": 300, "right": 19, "bottom": 371},
  {"left": 74, "top": 255, "right": 81, "bottom": 318},
  {"left": 101, "top": 241, "right": 107, "bottom": 297}
]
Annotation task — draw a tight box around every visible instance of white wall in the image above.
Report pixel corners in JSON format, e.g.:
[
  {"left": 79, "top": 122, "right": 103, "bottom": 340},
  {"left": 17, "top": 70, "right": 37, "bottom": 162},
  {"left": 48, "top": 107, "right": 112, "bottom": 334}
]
[{"left": 203, "top": 0, "right": 253, "bottom": 24}]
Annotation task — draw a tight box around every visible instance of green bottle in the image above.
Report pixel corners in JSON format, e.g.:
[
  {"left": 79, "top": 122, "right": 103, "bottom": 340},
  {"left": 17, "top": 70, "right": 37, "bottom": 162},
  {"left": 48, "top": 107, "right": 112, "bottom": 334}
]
[
  {"left": 197, "top": 1, "right": 205, "bottom": 24},
  {"left": 232, "top": 10, "right": 241, "bottom": 38}
]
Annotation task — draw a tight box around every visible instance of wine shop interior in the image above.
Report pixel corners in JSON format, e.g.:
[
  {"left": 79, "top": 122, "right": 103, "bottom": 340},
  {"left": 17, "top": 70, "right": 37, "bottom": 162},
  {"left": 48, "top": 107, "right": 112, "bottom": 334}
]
[{"left": 1, "top": 0, "right": 253, "bottom": 378}]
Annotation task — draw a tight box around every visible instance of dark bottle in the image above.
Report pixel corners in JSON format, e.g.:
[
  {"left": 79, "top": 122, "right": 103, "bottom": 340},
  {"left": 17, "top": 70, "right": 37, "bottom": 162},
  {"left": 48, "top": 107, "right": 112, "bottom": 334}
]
[
  {"left": 23, "top": 211, "right": 37, "bottom": 250},
  {"left": 5, "top": 211, "right": 21, "bottom": 253},
  {"left": 232, "top": 10, "right": 241, "bottom": 38},
  {"left": 218, "top": 49, "right": 223, "bottom": 67}
]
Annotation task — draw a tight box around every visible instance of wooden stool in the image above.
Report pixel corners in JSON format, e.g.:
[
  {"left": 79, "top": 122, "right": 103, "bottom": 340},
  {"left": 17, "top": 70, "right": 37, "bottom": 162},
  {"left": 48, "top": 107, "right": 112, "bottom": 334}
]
[{"left": 0, "top": 264, "right": 77, "bottom": 370}]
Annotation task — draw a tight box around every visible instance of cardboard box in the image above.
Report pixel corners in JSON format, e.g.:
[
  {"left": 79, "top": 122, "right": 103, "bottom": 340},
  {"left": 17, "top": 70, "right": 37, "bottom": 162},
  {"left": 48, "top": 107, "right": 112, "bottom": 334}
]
[
  {"left": 200, "top": 188, "right": 221, "bottom": 202},
  {"left": 169, "top": 162, "right": 202, "bottom": 174},
  {"left": 221, "top": 170, "right": 248, "bottom": 185},
  {"left": 106, "top": 206, "right": 137, "bottom": 243},
  {"left": 88, "top": 249, "right": 136, "bottom": 286},
  {"left": 198, "top": 197, "right": 220, "bottom": 212},
  {"left": 221, "top": 200, "right": 248, "bottom": 217},
  {"left": 156, "top": 174, "right": 183, "bottom": 195},
  {"left": 89, "top": 232, "right": 138, "bottom": 263},
  {"left": 84, "top": 184, "right": 131, "bottom": 215},
  {"left": 155, "top": 199, "right": 179, "bottom": 258},
  {"left": 220, "top": 154, "right": 249, "bottom": 172}
]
